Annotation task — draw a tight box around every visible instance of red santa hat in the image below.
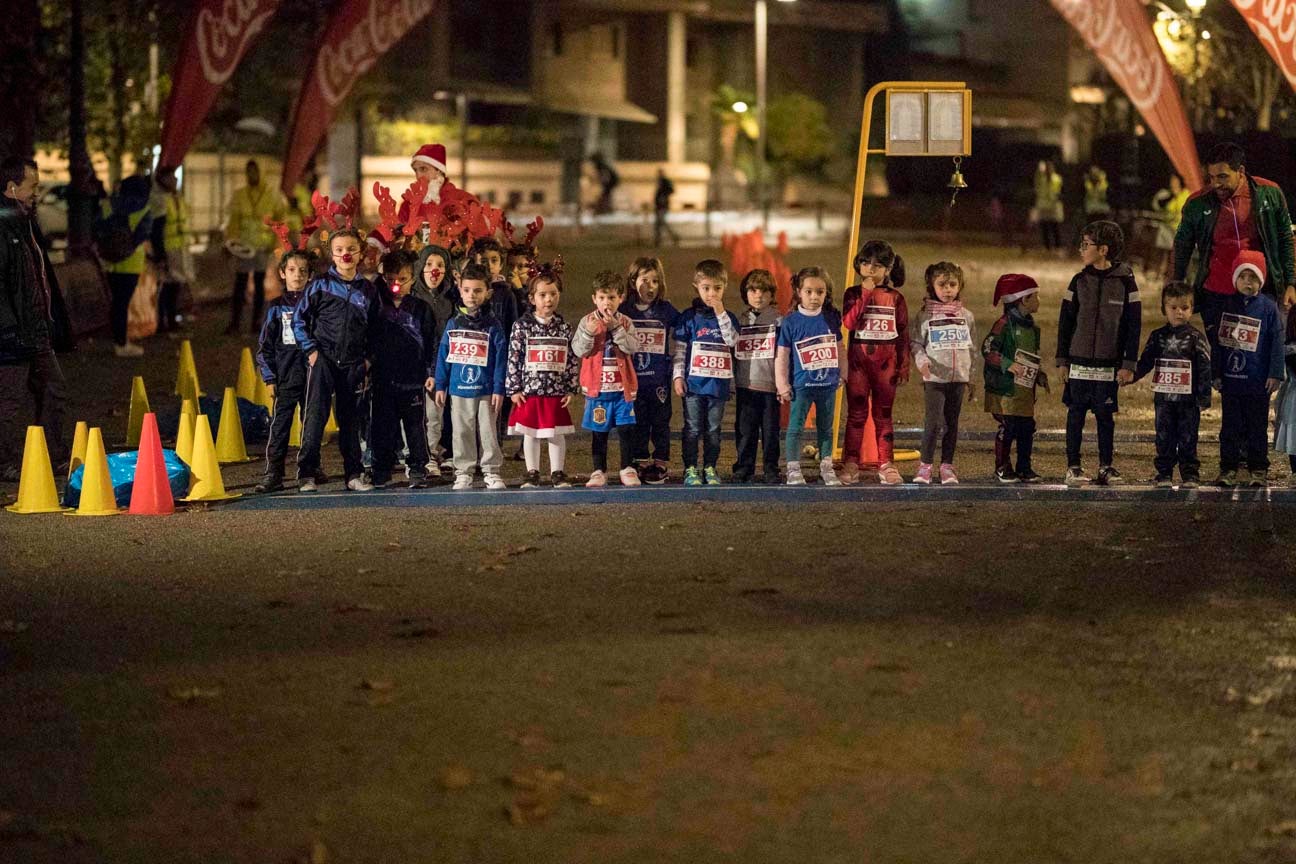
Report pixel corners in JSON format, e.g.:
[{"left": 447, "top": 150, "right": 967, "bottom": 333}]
[
  {"left": 1232, "top": 249, "right": 1267, "bottom": 286},
  {"left": 365, "top": 229, "right": 389, "bottom": 253},
  {"left": 411, "top": 143, "right": 448, "bottom": 175},
  {"left": 993, "top": 273, "right": 1039, "bottom": 306}
]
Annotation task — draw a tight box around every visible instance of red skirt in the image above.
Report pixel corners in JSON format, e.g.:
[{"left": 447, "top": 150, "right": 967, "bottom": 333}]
[{"left": 507, "top": 395, "right": 575, "bottom": 438}]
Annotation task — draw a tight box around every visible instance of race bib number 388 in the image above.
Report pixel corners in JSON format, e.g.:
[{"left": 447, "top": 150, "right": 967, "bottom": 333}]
[
  {"left": 690, "top": 343, "right": 734, "bottom": 379},
  {"left": 447, "top": 330, "right": 489, "bottom": 366},
  {"left": 1218, "top": 313, "right": 1261, "bottom": 352}
]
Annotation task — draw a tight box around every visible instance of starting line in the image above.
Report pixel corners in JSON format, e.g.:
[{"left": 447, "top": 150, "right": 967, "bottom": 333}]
[{"left": 224, "top": 483, "right": 1296, "bottom": 511}]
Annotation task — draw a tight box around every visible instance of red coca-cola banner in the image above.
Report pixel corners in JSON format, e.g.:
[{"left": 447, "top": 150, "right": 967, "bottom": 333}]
[
  {"left": 158, "top": 0, "right": 284, "bottom": 167},
  {"left": 1231, "top": 1, "right": 1296, "bottom": 93},
  {"left": 280, "top": 0, "right": 437, "bottom": 194},
  {"left": 1049, "top": 0, "right": 1203, "bottom": 190}
]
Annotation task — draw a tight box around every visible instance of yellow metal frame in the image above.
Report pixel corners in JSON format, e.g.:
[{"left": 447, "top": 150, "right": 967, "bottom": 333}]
[{"left": 831, "top": 81, "right": 970, "bottom": 461}]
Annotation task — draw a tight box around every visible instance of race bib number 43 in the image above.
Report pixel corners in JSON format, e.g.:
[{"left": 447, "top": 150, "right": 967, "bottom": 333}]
[
  {"left": 632, "top": 320, "right": 666, "bottom": 355},
  {"left": 854, "top": 305, "right": 897, "bottom": 341},
  {"left": 795, "top": 334, "right": 839, "bottom": 372},
  {"left": 690, "top": 343, "right": 734, "bottom": 379},
  {"left": 1219, "top": 313, "right": 1261, "bottom": 352},
  {"left": 1013, "top": 350, "right": 1041, "bottom": 388},
  {"left": 1153, "top": 358, "right": 1192, "bottom": 395},
  {"left": 735, "top": 325, "right": 776, "bottom": 361},
  {"left": 447, "top": 330, "right": 489, "bottom": 366},
  {"left": 928, "top": 316, "right": 970, "bottom": 350},
  {"left": 525, "top": 336, "right": 568, "bottom": 373}
]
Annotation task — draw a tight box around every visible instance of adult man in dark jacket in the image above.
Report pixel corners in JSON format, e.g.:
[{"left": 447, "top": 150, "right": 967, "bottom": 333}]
[
  {"left": 0, "top": 156, "right": 74, "bottom": 481},
  {"left": 1173, "top": 142, "right": 1296, "bottom": 346}
]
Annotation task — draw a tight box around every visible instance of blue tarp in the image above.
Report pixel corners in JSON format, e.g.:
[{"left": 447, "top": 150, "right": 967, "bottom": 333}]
[
  {"left": 156, "top": 396, "right": 270, "bottom": 444},
  {"left": 63, "top": 449, "right": 190, "bottom": 508}
]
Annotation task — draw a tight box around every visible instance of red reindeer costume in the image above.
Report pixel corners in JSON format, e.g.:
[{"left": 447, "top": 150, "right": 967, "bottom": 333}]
[{"left": 841, "top": 279, "right": 910, "bottom": 473}]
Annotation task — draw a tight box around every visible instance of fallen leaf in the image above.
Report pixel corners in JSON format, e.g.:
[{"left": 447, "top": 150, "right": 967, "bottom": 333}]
[
  {"left": 393, "top": 627, "right": 440, "bottom": 640},
  {"left": 334, "top": 603, "right": 384, "bottom": 614},
  {"left": 0, "top": 620, "right": 29, "bottom": 633},
  {"left": 265, "top": 599, "right": 293, "bottom": 609},
  {"left": 386, "top": 541, "right": 402, "bottom": 549},
  {"left": 168, "top": 686, "right": 222, "bottom": 702},
  {"left": 1268, "top": 820, "right": 1296, "bottom": 836},
  {"left": 356, "top": 568, "right": 374, "bottom": 575},
  {"left": 739, "top": 588, "right": 780, "bottom": 596},
  {"left": 439, "top": 764, "right": 474, "bottom": 790},
  {"left": 359, "top": 679, "right": 394, "bottom": 691},
  {"left": 1269, "top": 656, "right": 1296, "bottom": 670},
  {"left": 1247, "top": 687, "right": 1281, "bottom": 707},
  {"left": 507, "top": 545, "right": 539, "bottom": 556},
  {"left": 475, "top": 563, "right": 506, "bottom": 573}
]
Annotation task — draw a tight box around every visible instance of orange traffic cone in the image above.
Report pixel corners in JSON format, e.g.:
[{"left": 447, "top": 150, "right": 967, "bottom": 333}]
[
  {"left": 236, "top": 347, "right": 257, "bottom": 402},
  {"left": 175, "top": 339, "right": 202, "bottom": 396},
  {"left": 129, "top": 413, "right": 174, "bottom": 515},
  {"left": 68, "top": 420, "right": 88, "bottom": 481},
  {"left": 126, "top": 375, "right": 150, "bottom": 447},
  {"left": 5, "top": 426, "right": 69, "bottom": 514},
  {"left": 182, "top": 414, "right": 240, "bottom": 502},
  {"left": 214, "top": 386, "right": 251, "bottom": 463},
  {"left": 70, "top": 427, "right": 120, "bottom": 516},
  {"left": 860, "top": 414, "right": 880, "bottom": 468}
]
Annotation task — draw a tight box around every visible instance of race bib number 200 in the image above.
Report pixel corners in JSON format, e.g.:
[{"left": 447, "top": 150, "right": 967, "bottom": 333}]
[
  {"left": 795, "top": 334, "right": 839, "bottom": 372},
  {"left": 447, "top": 330, "right": 489, "bottom": 366}
]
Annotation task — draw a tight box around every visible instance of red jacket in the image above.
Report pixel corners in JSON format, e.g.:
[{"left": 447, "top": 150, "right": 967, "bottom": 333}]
[
  {"left": 574, "top": 312, "right": 639, "bottom": 401},
  {"left": 842, "top": 282, "right": 910, "bottom": 378}
]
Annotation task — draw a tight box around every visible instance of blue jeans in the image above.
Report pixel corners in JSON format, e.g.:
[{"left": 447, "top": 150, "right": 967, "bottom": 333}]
[
  {"left": 682, "top": 394, "right": 726, "bottom": 469},
  {"left": 785, "top": 387, "right": 837, "bottom": 463}
]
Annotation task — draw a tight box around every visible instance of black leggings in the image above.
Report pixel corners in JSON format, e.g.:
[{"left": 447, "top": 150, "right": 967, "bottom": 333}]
[
  {"left": 1066, "top": 405, "right": 1115, "bottom": 467},
  {"left": 106, "top": 272, "right": 139, "bottom": 346},
  {"left": 592, "top": 426, "right": 635, "bottom": 473},
  {"left": 993, "top": 413, "right": 1035, "bottom": 473}
]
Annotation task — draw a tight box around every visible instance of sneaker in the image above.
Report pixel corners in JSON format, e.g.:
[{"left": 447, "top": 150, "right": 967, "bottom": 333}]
[
  {"left": 483, "top": 473, "right": 507, "bottom": 491},
  {"left": 641, "top": 463, "right": 668, "bottom": 485},
  {"left": 424, "top": 460, "right": 442, "bottom": 478},
  {"left": 820, "top": 459, "right": 841, "bottom": 486},
  {"left": 312, "top": 470, "right": 329, "bottom": 485},
  {"left": 113, "top": 342, "right": 144, "bottom": 358},
  {"left": 347, "top": 475, "right": 374, "bottom": 492},
  {"left": 452, "top": 473, "right": 474, "bottom": 491},
  {"left": 551, "top": 471, "right": 572, "bottom": 488},
  {"left": 254, "top": 474, "right": 284, "bottom": 493},
  {"left": 1016, "top": 469, "right": 1042, "bottom": 484},
  {"left": 586, "top": 470, "right": 607, "bottom": 488},
  {"left": 1180, "top": 475, "right": 1200, "bottom": 489},
  {"left": 1096, "top": 465, "right": 1123, "bottom": 486},
  {"left": 510, "top": 446, "right": 525, "bottom": 461},
  {"left": 1064, "top": 466, "right": 1090, "bottom": 487},
  {"left": 684, "top": 467, "right": 702, "bottom": 487},
  {"left": 704, "top": 466, "right": 721, "bottom": 486},
  {"left": 1153, "top": 473, "right": 1174, "bottom": 488},
  {"left": 369, "top": 471, "right": 392, "bottom": 487},
  {"left": 786, "top": 462, "right": 805, "bottom": 485},
  {"left": 1249, "top": 469, "right": 1269, "bottom": 488},
  {"left": 913, "top": 462, "right": 933, "bottom": 485},
  {"left": 762, "top": 469, "right": 781, "bottom": 485},
  {"left": 298, "top": 477, "right": 317, "bottom": 493},
  {"left": 939, "top": 463, "right": 959, "bottom": 485},
  {"left": 619, "top": 467, "right": 642, "bottom": 487},
  {"left": 521, "top": 470, "right": 541, "bottom": 489},
  {"left": 408, "top": 475, "right": 428, "bottom": 489},
  {"left": 838, "top": 461, "right": 861, "bottom": 485},
  {"left": 730, "top": 470, "right": 752, "bottom": 485},
  {"left": 878, "top": 462, "right": 902, "bottom": 485},
  {"left": 1215, "top": 470, "right": 1238, "bottom": 487},
  {"left": 994, "top": 467, "right": 1019, "bottom": 484}
]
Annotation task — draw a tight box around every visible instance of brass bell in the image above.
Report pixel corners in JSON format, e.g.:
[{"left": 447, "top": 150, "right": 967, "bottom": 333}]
[{"left": 948, "top": 167, "right": 968, "bottom": 189}]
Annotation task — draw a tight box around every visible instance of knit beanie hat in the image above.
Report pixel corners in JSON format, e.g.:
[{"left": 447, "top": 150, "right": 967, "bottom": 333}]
[
  {"left": 1232, "top": 250, "right": 1266, "bottom": 286},
  {"left": 993, "top": 273, "right": 1039, "bottom": 306}
]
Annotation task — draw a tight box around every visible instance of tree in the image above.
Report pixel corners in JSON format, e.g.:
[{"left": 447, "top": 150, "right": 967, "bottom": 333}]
[
  {"left": 766, "top": 93, "right": 834, "bottom": 180},
  {"left": 0, "top": 0, "right": 40, "bottom": 158}
]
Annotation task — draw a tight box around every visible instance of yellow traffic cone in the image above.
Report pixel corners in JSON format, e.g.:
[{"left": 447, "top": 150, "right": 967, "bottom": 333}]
[
  {"left": 70, "top": 427, "right": 120, "bottom": 516},
  {"left": 68, "top": 420, "right": 88, "bottom": 481},
  {"left": 214, "top": 386, "right": 251, "bottom": 463},
  {"left": 175, "top": 339, "right": 202, "bottom": 397},
  {"left": 236, "top": 348, "right": 257, "bottom": 402},
  {"left": 5, "top": 426, "right": 69, "bottom": 514},
  {"left": 325, "top": 401, "right": 339, "bottom": 441},
  {"left": 182, "top": 414, "right": 240, "bottom": 502},
  {"left": 289, "top": 404, "right": 302, "bottom": 448},
  {"left": 126, "top": 375, "right": 150, "bottom": 447},
  {"left": 253, "top": 374, "right": 272, "bottom": 411},
  {"left": 175, "top": 407, "right": 196, "bottom": 465},
  {"left": 180, "top": 397, "right": 196, "bottom": 424}
]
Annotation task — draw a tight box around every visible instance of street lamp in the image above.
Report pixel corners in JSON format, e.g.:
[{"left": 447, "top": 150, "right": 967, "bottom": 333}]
[
  {"left": 732, "top": 101, "right": 749, "bottom": 113},
  {"left": 1185, "top": 0, "right": 1207, "bottom": 15},
  {"left": 755, "top": 0, "right": 796, "bottom": 228}
]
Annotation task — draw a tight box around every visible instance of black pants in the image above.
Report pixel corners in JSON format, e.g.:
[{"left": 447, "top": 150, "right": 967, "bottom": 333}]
[
  {"left": 993, "top": 413, "right": 1035, "bottom": 473},
  {"left": 229, "top": 270, "right": 266, "bottom": 333},
  {"left": 262, "top": 373, "right": 307, "bottom": 477},
  {"left": 1154, "top": 400, "right": 1200, "bottom": 478},
  {"left": 157, "top": 280, "right": 183, "bottom": 332},
  {"left": 0, "top": 352, "right": 68, "bottom": 469},
  {"left": 1066, "top": 405, "right": 1115, "bottom": 467},
  {"left": 1040, "top": 220, "right": 1061, "bottom": 250},
  {"left": 920, "top": 382, "right": 966, "bottom": 465},
  {"left": 497, "top": 398, "right": 513, "bottom": 451},
  {"left": 106, "top": 272, "right": 139, "bottom": 346},
  {"left": 592, "top": 426, "right": 635, "bottom": 473},
  {"left": 298, "top": 356, "right": 366, "bottom": 480},
  {"left": 371, "top": 385, "right": 429, "bottom": 479},
  {"left": 631, "top": 384, "right": 672, "bottom": 463},
  {"left": 733, "top": 387, "right": 779, "bottom": 478},
  {"left": 1220, "top": 392, "right": 1271, "bottom": 472}
]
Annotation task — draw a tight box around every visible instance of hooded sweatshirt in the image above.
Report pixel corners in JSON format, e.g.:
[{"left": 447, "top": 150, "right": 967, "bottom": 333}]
[{"left": 410, "top": 244, "right": 457, "bottom": 346}]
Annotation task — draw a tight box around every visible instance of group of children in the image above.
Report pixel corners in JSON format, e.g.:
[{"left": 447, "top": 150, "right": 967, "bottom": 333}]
[{"left": 254, "top": 220, "right": 1296, "bottom": 493}]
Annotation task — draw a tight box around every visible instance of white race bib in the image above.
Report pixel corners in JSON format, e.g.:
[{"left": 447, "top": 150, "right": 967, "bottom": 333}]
[
  {"left": 735, "top": 325, "right": 776, "bottom": 361},
  {"left": 853, "top": 305, "right": 897, "bottom": 341},
  {"left": 280, "top": 311, "right": 296, "bottom": 345},
  {"left": 689, "top": 342, "right": 734, "bottom": 379},
  {"left": 599, "top": 357, "right": 624, "bottom": 393},
  {"left": 1219, "top": 313, "right": 1261, "bottom": 352},
  {"left": 795, "top": 333, "right": 839, "bottom": 372},
  {"left": 525, "top": 336, "right": 568, "bottom": 373},
  {"left": 447, "top": 329, "right": 489, "bottom": 367},
  {"left": 632, "top": 320, "right": 667, "bottom": 355},
  {"left": 1013, "top": 350, "right": 1041, "bottom": 388},
  {"left": 928, "top": 316, "right": 971, "bottom": 350},
  {"left": 1069, "top": 364, "right": 1115, "bottom": 382},
  {"left": 1153, "top": 358, "right": 1192, "bottom": 395}
]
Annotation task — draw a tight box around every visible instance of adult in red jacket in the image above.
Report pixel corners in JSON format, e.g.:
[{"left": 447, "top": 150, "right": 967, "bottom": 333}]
[
  {"left": 397, "top": 143, "right": 473, "bottom": 227},
  {"left": 841, "top": 241, "right": 909, "bottom": 485}
]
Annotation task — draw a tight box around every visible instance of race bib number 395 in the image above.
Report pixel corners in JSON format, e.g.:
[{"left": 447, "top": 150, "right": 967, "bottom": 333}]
[
  {"left": 690, "top": 343, "right": 734, "bottom": 379},
  {"left": 447, "top": 330, "right": 489, "bottom": 366},
  {"left": 632, "top": 320, "right": 666, "bottom": 355},
  {"left": 854, "top": 305, "right": 897, "bottom": 341},
  {"left": 1153, "top": 358, "right": 1192, "bottom": 395},
  {"left": 1219, "top": 313, "right": 1261, "bottom": 352},
  {"left": 525, "top": 336, "right": 568, "bottom": 373}
]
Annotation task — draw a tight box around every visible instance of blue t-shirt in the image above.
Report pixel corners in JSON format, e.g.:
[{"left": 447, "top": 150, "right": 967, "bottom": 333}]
[
  {"left": 778, "top": 308, "right": 841, "bottom": 391},
  {"left": 618, "top": 298, "right": 678, "bottom": 385}
]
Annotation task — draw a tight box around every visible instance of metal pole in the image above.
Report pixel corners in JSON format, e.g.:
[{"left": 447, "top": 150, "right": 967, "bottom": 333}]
[
  {"left": 755, "top": 0, "right": 768, "bottom": 231},
  {"left": 457, "top": 93, "right": 469, "bottom": 189}
]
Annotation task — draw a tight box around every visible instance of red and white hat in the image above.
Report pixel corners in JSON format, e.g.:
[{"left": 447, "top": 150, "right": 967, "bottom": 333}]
[
  {"left": 365, "top": 229, "right": 389, "bottom": 253},
  {"left": 411, "top": 143, "right": 448, "bottom": 175},
  {"left": 993, "top": 273, "right": 1039, "bottom": 306},
  {"left": 1232, "top": 249, "right": 1267, "bottom": 286}
]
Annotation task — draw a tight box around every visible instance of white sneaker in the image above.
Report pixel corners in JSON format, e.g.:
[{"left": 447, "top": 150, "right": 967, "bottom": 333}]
[
  {"left": 113, "top": 342, "right": 144, "bottom": 358},
  {"left": 424, "top": 460, "right": 442, "bottom": 478},
  {"left": 346, "top": 476, "right": 374, "bottom": 492},
  {"left": 483, "top": 473, "right": 507, "bottom": 490},
  {"left": 586, "top": 470, "right": 607, "bottom": 488},
  {"left": 786, "top": 462, "right": 805, "bottom": 485},
  {"left": 820, "top": 459, "right": 841, "bottom": 486},
  {"left": 619, "top": 467, "right": 641, "bottom": 487},
  {"left": 452, "top": 474, "right": 473, "bottom": 490}
]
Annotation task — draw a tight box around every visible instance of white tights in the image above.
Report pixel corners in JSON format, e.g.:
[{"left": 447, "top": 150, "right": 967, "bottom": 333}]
[{"left": 522, "top": 434, "right": 567, "bottom": 473}]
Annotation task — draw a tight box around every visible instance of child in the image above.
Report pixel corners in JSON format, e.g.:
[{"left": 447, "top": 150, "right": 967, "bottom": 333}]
[
  {"left": 433, "top": 262, "right": 509, "bottom": 490},
  {"left": 573, "top": 270, "right": 641, "bottom": 487},
  {"left": 410, "top": 244, "right": 457, "bottom": 476},
  {"left": 776, "top": 267, "right": 845, "bottom": 485},
  {"left": 618, "top": 257, "right": 678, "bottom": 484},
  {"left": 732, "top": 269, "right": 782, "bottom": 483},
  {"left": 910, "top": 261, "right": 976, "bottom": 485},
  {"left": 293, "top": 229, "right": 381, "bottom": 492},
  {"left": 1057, "top": 220, "right": 1142, "bottom": 486},
  {"left": 254, "top": 249, "right": 313, "bottom": 493},
  {"left": 1272, "top": 304, "right": 1296, "bottom": 488},
  {"left": 1130, "top": 281, "right": 1212, "bottom": 488},
  {"left": 507, "top": 244, "right": 534, "bottom": 312},
  {"left": 505, "top": 260, "right": 579, "bottom": 488},
  {"left": 471, "top": 237, "right": 520, "bottom": 451},
  {"left": 1213, "top": 251, "right": 1285, "bottom": 487},
  {"left": 672, "top": 259, "right": 740, "bottom": 486},
  {"left": 841, "top": 240, "right": 909, "bottom": 485},
  {"left": 369, "top": 250, "right": 438, "bottom": 488},
  {"left": 982, "top": 274, "right": 1049, "bottom": 484}
]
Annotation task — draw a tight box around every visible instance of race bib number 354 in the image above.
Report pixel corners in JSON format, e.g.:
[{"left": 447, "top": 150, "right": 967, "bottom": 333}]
[
  {"left": 690, "top": 343, "right": 734, "bottom": 379},
  {"left": 447, "top": 330, "right": 489, "bottom": 366},
  {"left": 735, "top": 325, "right": 776, "bottom": 361}
]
